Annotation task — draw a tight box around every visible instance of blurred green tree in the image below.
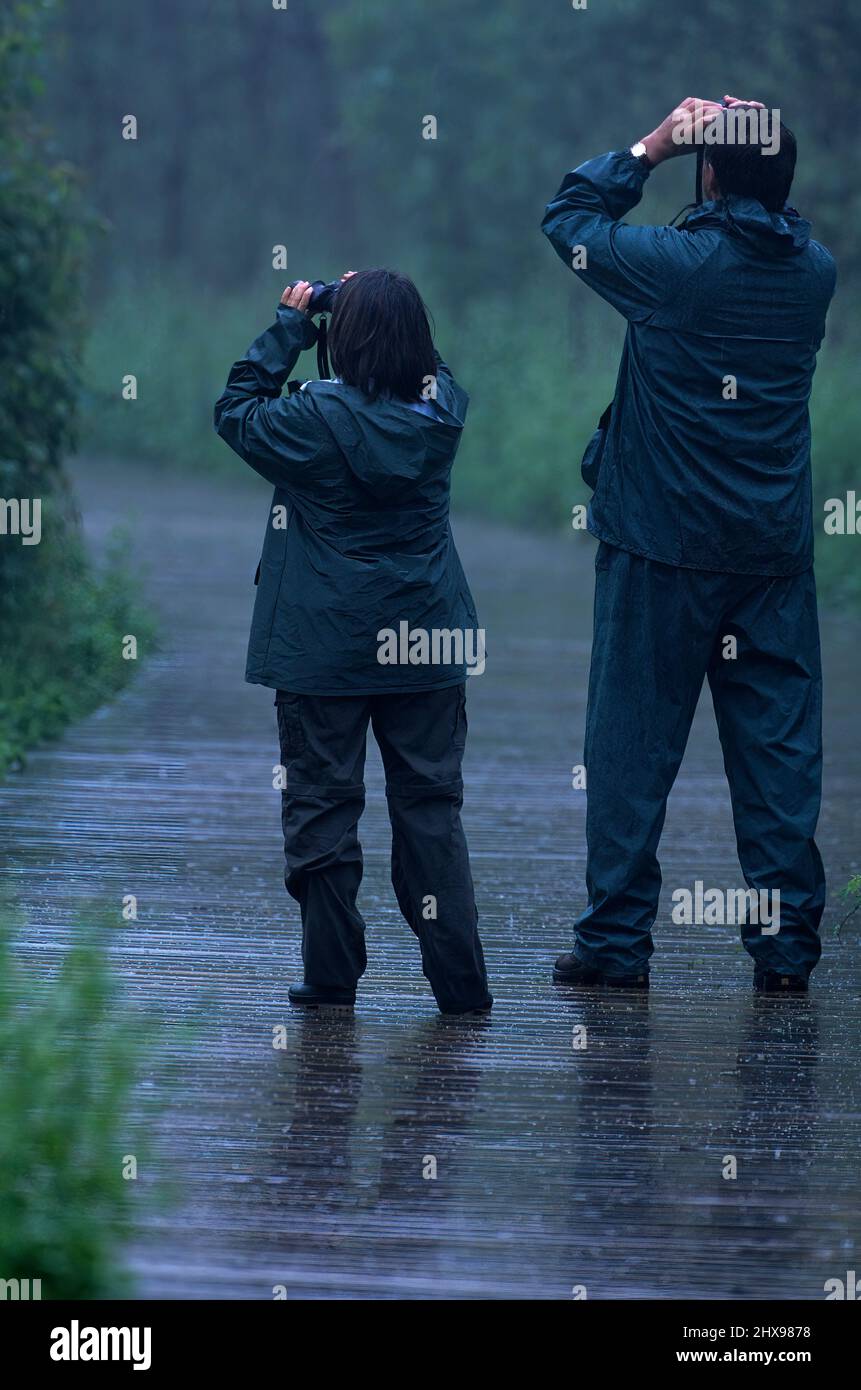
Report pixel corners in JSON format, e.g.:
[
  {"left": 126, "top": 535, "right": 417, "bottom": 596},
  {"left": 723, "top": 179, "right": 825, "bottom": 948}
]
[{"left": 0, "top": 0, "right": 151, "bottom": 771}]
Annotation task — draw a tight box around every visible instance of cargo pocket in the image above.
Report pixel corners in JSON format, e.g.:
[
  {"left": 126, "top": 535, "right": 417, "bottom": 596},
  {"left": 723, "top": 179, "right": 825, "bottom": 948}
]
[
  {"left": 275, "top": 692, "right": 306, "bottom": 759},
  {"left": 453, "top": 683, "right": 468, "bottom": 752}
]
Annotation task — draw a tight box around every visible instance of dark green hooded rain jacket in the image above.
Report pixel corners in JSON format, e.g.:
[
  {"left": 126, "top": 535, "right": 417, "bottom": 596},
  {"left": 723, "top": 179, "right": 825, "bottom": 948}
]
[
  {"left": 214, "top": 306, "right": 479, "bottom": 694},
  {"left": 542, "top": 149, "right": 836, "bottom": 575}
]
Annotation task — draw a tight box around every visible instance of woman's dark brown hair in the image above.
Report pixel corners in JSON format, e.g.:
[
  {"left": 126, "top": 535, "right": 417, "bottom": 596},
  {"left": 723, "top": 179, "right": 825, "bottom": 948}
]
[{"left": 328, "top": 268, "right": 436, "bottom": 402}]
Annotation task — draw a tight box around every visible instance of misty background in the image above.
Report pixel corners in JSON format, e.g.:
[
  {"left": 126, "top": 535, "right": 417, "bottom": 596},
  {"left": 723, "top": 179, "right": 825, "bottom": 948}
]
[{"left": 40, "top": 0, "right": 859, "bottom": 594}]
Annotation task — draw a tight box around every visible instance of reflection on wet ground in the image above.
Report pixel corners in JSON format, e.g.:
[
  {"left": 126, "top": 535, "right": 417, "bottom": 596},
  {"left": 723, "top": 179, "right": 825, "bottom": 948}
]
[{"left": 1, "top": 460, "right": 858, "bottom": 1298}]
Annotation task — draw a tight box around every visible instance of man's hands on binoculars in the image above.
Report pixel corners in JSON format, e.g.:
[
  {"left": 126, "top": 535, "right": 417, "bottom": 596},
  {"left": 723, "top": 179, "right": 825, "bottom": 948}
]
[
  {"left": 640, "top": 94, "right": 765, "bottom": 167},
  {"left": 280, "top": 271, "right": 357, "bottom": 316}
]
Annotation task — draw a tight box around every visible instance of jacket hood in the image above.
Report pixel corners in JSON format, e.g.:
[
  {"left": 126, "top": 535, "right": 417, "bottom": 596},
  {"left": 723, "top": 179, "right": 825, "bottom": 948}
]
[
  {"left": 685, "top": 196, "right": 812, "bottom": 257},
  {"left": 303, "top": 369, "right": 468, "bottom": 499}
]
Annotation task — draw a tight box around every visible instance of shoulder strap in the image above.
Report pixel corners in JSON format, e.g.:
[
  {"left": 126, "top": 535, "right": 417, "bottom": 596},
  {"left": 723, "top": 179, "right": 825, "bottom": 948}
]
[{"left": 316, "top": 316, "right": 331, "bottom": 380}]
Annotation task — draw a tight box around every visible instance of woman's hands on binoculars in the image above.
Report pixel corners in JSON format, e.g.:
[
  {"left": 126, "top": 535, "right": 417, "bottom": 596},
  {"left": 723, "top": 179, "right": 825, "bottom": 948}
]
[
  {"left": 280, "top": 281, "right": 314, "bottom": 314},
  {"left": 280, "top": 271, "right": 358, "bottom": 315}
]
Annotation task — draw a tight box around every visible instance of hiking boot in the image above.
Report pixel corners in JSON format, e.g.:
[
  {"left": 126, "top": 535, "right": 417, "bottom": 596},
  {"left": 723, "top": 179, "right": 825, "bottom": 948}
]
[
  {"left": 288, "top": 981, "right": 356, "bottom": 1009},
  {"left": 553, "top": 952, "right": 649, "bottom": 989},
  {"left": 438, "top": 997, "right": 494, "bottom": 1018},
  {"left": 754, "top": 970, "right": 807, "bottom": 994}
]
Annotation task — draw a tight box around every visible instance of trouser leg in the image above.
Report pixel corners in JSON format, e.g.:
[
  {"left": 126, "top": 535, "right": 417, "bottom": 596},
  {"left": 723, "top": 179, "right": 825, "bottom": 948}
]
[
  {"left": 575, "top": 544, "right": 714, "bottom": 977},
  {"left": 707, "top": 568, "right": 825, "bottom": 980},
  {"left": 276, "top": 691, "right": 370, "bottom": 991},
  {"left": 371, "top": 684, "right": 491, "bottom": 1013}
]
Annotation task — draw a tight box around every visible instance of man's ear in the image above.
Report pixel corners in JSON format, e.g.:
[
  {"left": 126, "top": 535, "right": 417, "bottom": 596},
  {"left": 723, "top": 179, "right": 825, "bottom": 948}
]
[{"left": 702, "top": 160, "right": 720, "bottom": 200}]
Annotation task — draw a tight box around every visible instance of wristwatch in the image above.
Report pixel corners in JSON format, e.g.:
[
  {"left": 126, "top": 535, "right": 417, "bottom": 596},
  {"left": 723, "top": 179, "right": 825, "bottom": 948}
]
[{"left": 630, "top": 141, "right": 652, "bottom": 170}]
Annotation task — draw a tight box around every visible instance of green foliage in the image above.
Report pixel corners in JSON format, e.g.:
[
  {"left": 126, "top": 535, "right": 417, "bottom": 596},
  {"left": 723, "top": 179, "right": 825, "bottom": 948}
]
[
  {"left": 0, "top": 905, "right": 145, "bottom": 1298},
  {"left": 80, "top": 276, "right": 258, "bottom": 467},
  {"left": 0, "top": 1, "right": 151, "bottom": 771},
  {"left": 0, "top": 1, "right": 87, "bottom": 496},
  {"left": 79, "top": 277, "right": 859, "bottom": 609},
  {"left": 0, "top": 522, "right": 156, "bottom": 774},
  {"left": 836, "top": 873, "right": 861, "bottom": 937},
  {"left": 809, "top": 348, "right": 861, "bottom": 605}
]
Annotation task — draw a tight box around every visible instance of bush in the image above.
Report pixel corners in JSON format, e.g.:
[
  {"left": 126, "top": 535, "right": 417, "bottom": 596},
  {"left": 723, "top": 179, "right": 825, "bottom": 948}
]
[
  {"left": 0, "top": 907, "right": 146, "bottom": 1298},
  {"left": 0, "top": 521, "right": 155, "bottom": 774},
  {"left": 0, "top": 0, "right": 151, "bottom": 773}
]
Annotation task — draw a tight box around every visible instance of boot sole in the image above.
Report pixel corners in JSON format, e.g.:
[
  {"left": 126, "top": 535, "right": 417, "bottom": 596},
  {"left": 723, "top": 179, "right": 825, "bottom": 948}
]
[
  {"left": 288, "top": 994, "right": 355, "bottom": 1011},
  {"left": 553, "top": 969, "right": 649, "bottom": 990}
]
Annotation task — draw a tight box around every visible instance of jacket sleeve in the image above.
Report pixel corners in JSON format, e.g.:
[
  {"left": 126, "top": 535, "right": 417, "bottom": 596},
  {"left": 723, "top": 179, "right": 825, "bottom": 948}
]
[
  {"left": 432, "top": 349, "right": 470, "bottom": 419},
  {"left": 433, "top": 349, "right": 458, "bottom": 391},
  {"left": 213, "top": 305, "right": 328, "bottom": 488},
  {"left": 541, "top": 149, "right": 703, "bottom": 321}
]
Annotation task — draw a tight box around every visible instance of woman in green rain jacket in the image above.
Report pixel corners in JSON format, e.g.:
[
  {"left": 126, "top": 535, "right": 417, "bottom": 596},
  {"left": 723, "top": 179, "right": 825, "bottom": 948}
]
[{"left": 214, "top": 270, "right": 492, "bottom": 1017}]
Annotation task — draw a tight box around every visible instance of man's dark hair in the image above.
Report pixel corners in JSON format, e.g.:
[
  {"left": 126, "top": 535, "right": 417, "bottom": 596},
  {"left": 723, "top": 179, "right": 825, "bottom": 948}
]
[
  {"left": 328, "top": 268, "right": 436, "bottom": 402},
  {"left": 704, "top": 108, "right": 797, "bottom": 213}
]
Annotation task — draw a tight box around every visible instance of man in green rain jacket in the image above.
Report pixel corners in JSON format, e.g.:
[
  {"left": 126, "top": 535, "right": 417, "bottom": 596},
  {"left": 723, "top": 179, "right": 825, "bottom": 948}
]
[
  {"left": 214, "top": 271, "right": 491, "bottom": 1015},
  {"left": 542, "top": 97, "right": 836, "bottom": 992}
]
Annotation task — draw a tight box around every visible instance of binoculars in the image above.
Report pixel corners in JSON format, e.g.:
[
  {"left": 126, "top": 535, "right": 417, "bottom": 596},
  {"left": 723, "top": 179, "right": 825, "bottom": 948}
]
[{"left": 285, "top": 279, "right": 342, "bottom": 315}]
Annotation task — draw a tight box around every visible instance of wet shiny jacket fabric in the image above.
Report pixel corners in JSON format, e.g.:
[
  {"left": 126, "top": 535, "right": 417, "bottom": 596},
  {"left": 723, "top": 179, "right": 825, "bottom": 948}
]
[
  {"left": 214, "top": 306, "right": 478, "bottom": 694},
  {"left": 542, "top": 149, "right": 836, "bottom": 575}
]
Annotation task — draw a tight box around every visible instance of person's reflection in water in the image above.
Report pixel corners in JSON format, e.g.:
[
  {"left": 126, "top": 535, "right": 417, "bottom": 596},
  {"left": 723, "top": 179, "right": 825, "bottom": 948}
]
[
  {"left": 560, "top": 990, "right": 658, "bottom": 1296},
  {"left": 376, "top": 1017, "right": 488, "bottom": 1207},
  {"left": 715, "top": 996, "right": 820, "bottom": 1296},
  {"left": 272, "top": 1010, "right": 364, "bottom": 1213}
]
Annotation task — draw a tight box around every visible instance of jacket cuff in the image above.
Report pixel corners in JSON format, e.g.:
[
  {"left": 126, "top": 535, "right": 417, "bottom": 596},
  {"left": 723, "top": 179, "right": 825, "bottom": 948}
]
[
  {"left": 563, "top": 149, "right": 651, "bottom": 220},
  {"left": 276, "top": 304, "right": 319, "bottom": 347},
  {"left": 613, "top": 147, "right": 651, "bottom": 184}
]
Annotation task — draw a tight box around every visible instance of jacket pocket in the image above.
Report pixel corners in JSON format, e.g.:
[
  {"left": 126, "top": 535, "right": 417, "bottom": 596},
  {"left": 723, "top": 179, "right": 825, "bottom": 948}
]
[{"left": 581, "top": 400, "right": 613, "bottom": 490}]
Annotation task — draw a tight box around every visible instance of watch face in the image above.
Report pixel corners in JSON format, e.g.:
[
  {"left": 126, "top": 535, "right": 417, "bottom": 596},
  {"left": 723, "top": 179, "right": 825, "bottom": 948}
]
[{"left": 630, "top": 142, "right": 652, "bottom": 169}]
